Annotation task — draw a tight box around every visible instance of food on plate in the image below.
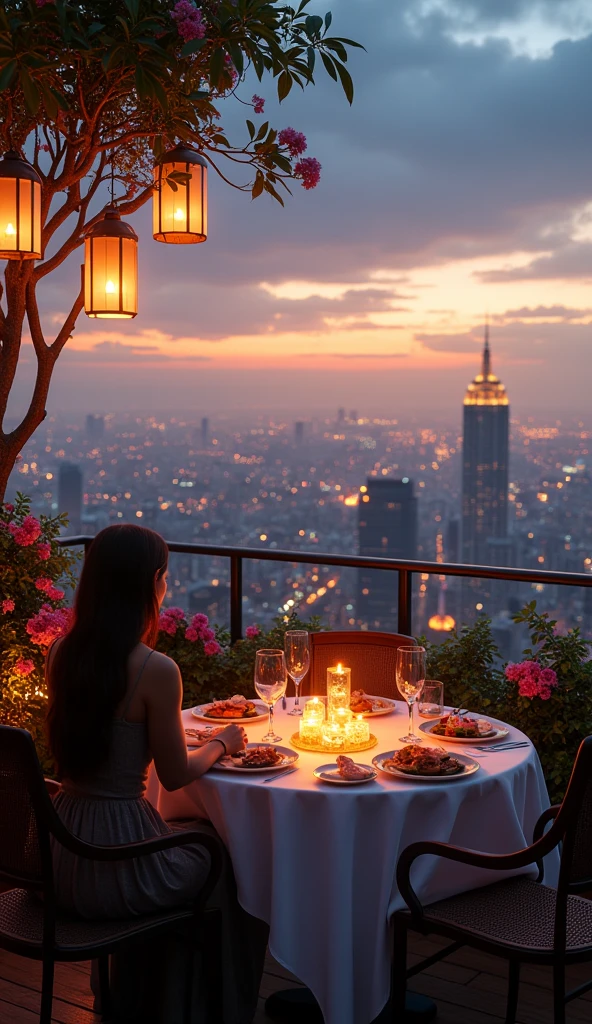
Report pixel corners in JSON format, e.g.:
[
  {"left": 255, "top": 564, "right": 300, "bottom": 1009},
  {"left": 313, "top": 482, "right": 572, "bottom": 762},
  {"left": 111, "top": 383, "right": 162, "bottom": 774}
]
[
  {"left": 336, "top": 755, "right": 374, "bottom": 780},
  {"left": 230, "top": 746, "right": 284, "bottom": 769},
  {"left": 383, "top": 745, "right": 465, "bottom": 776},
  {"left": 430, "top": 713, "right": 494, "bottom": 738},
  {"left": 350, "top": 690, "right": 391, "bottom": 714},
  {"left": 185, "top": 725, "right": 226, "bottom": 745},
  {"left": 204, "top": 694, "right": 259, "bottom": 719}
]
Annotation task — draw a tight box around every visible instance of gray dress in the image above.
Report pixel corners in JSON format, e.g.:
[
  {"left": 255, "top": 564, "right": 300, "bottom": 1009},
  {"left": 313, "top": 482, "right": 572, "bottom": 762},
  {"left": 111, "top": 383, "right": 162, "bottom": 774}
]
[{"left": 52, "top": 654, "right": 210, "bottom": 919}]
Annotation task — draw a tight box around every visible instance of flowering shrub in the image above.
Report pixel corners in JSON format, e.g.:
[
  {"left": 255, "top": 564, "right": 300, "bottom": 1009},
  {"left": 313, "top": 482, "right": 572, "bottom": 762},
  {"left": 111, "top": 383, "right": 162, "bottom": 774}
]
[
  {"left": 422, "top": 602, "right": 592, "bottom": 803},
  {"left": 0, "top": 494, "right": 79, "bottom": 769}
]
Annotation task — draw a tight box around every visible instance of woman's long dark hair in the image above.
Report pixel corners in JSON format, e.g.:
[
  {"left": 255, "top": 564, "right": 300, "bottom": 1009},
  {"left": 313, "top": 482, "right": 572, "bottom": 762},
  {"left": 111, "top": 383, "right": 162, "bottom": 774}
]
[{"left": 47, "top": 524, "right": 168, "bottom": 781}]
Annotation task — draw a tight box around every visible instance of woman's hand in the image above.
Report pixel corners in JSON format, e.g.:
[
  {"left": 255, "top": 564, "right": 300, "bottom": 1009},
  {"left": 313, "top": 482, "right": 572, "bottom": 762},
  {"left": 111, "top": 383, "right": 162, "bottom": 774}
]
[{"left": 218, "top": 724, "right": 247, "bottom": 756}]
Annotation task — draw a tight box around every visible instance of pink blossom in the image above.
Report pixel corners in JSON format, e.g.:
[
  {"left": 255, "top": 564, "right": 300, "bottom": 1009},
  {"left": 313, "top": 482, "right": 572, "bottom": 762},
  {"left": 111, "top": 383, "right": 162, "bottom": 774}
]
[
  {"left": 223, "top": 54, "right": 238, "bottom": 88},
  {"left": 2, "top": 599, "right": 15, "bottom": 614},
  {"left": 252, "top": 94, "right": 265, "bottom": 114},
  {"left": 35, "top": 0, "right": 54, "bottom": 7},
  {"left": 165, "top": 606, "right": 185, "bottom": 620},
  {"left": 278, "top": 127, "right": 307, "bottom": 157},
  {"left": 191, "top": 613, "right": 209, "bottom": 628},
  {"left": 26, "top": 604, "right": 72, "bottom": 648},
  {"left": 202, "top": 627, "right": 215, "bottom": 642},
  {"left": 539, "top": 667, "right": 558, "bottom": 687},
  {"left": 14, "top": 659, "right": 35, "bottom": 677},
  {"left": 294, "top": 157, "right": 321, "bottom": 190},
  {"left": 185, "top": 626, "right": 199, "bottom": 642},
  {"left": 506, "top": 660, "right": 558, "bottom": 700},
  {"left": 9, "top": 515, "right": 42, "bottom": 547},
  {"left": 204, "top": 640, "right": 222, "bottom": 656},
  {"left": 36, "top": 542, "right": 51, "bottom": 561},
  {"left": 171, "top": 1, "right": 206, "bottom": 42},
  {"left": 245, "top": 625, "right": 260, "bottom": 639},
  {"left": 4, "top": 503, "right": 14, "bottom": 513},
  {"left": 35, "top": 577, "right": 53, "bottom": 593}
]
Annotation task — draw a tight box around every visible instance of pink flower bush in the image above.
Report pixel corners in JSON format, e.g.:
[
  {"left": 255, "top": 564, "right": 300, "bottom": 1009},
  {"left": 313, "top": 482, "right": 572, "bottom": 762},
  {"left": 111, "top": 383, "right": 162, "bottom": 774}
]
[
  {"left": 204, "top": 640, "right": 222, "bottom": 656},
  {"left": 192, "top": 613, "right": 208, "bottom": 628},
  {"left": 34, "top": 577, "right": 65, "bottom": 602},
  {"left": 278, "top": 127, "right": 307, "bottom": 157},
  {"left": 159, "top": 606, "right": 185, "bottom": 636},
  {"left": 2, "top": 599, "right": 15, "bottom": 614},
  {"left": 505, "top": 660, "right": 558, "bottom": 700},
  {"left": 245, "top": 625, "right": 260, "bottom": 639},
  {"left": 171, "top": 0, "right": 206, "bottom": 42},
  {"left": 294, "top": 157, "right": 321, "bottom": 190},
  {"left": 26, "top": 604, "right": 72, "bottom": 649},
  {"left": 185, "top": 613, "right": 216, "bottom": 643},
  {"left": 252, "top": 94, "right": 265, "bottom": 114},
  {"left": 36, "top": 542, "right": 51, "bottom": 561},
  {"left": 9, "top": 515, "right": 42, "bottom": 546},
  {"left": 14, "top": 658, "right": 34, "bottom": 677}
]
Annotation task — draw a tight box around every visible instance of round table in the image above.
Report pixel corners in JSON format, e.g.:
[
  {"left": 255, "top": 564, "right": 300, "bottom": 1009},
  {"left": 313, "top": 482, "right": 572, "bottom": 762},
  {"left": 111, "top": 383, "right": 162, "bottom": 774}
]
[{"left": 145, "top": 700, "right": 558, "bottom": 1024}]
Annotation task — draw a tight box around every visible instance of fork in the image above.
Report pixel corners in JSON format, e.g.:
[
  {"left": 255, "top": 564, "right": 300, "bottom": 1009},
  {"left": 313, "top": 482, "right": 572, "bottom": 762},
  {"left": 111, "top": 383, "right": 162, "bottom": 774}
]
[
  {"left": 262, "top": 766, "right": 298, "bottom": 783},
  {"left": 468, "top": 741, "right": 530, "bottom": 754}
]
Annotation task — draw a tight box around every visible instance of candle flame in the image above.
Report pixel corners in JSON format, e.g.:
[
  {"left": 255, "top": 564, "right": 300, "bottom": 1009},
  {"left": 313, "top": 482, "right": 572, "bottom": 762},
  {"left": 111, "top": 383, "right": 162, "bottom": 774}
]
[
  {"left": 5, "top": 223, "right": 15, "bottom": 236},
  {"left": 337, "top": 663, "right": 343, "bottom": 673},
  {"left": 174, "top": 207, "right": 185, "bottom": 221},
  {"left": 105, "top": 280, "right": 116, "bottom": 294},
  {"left": 357, "top": 714, "right": 363, "bottom": 721}
]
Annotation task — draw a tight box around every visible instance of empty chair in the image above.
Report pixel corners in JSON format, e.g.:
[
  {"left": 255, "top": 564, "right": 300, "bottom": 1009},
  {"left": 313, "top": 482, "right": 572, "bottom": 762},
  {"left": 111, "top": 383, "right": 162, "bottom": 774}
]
[{"left": 301, "top": 630, "right": 414, "bottom": 699}]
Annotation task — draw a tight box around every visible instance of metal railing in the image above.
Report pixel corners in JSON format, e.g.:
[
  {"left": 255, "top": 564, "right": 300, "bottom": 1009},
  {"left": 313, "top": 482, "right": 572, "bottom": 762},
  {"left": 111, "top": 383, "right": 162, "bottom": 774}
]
[{"left": 58, "top": 536, "right": 592, "bottom": 643}]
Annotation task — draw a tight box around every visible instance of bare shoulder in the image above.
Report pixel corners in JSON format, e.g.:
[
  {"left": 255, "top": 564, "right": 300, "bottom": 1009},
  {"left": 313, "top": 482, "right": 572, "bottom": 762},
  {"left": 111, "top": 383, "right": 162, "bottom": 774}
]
[{"left": 141, "top": 649, "right": 182, "bottom": 703}]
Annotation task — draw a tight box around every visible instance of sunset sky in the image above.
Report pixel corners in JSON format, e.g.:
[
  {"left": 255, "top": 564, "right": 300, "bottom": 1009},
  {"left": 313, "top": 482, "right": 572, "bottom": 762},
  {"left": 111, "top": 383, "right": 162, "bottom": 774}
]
[{"left": 12, "top": 0, "right": 592, "bottom": 418}]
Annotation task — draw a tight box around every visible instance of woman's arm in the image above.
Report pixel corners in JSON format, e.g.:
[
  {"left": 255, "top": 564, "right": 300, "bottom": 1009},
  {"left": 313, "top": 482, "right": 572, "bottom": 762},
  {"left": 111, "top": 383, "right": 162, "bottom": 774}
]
[{"left": 145, "top": 653, "right": 245, "bottom": 792}]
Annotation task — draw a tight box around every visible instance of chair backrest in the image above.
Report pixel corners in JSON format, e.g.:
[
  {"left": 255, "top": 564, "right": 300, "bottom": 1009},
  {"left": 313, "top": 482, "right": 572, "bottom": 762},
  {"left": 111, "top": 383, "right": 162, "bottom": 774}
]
[
  {"left": 0, "top": 725, "right": 54, "bottom": 889},
  {"left": 301, "top": 630, "right": 415, "bottom": 699},
  {"left": 555, "top": 735, "right": 592, "bottom": 897}
]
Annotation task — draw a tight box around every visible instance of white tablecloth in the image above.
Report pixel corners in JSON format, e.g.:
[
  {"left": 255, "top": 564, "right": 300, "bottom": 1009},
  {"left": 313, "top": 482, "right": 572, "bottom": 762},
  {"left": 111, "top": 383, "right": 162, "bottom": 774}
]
[{"left": 145, "top": 700, "right": 558, "bottom": 1024}]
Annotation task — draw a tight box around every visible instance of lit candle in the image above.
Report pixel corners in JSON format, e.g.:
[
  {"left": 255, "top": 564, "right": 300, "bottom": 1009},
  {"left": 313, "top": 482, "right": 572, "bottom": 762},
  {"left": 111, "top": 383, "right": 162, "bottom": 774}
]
[
  {"left": 331, "top": 706, "right": 353, "bottom": 727},
  {"left": 345, "top": 714, "right": 370, "bottom": 746},
  {"left": 299, "top": 718, "right": 322, "bottom": 745},
  {"left": 321, "top": 721, "right": 345, "bottom": 750},
  {"left": 326, "top": 663, "right": 351, "bottom": 719},
  {"left": 303, "top": 697, "right": 325, "bottom": 724}
]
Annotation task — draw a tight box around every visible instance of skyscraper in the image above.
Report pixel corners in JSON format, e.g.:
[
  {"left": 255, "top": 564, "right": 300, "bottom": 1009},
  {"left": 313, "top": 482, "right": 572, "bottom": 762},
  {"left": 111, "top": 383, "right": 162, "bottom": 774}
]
[
  {"left": 58, "top": 463, "right": 83, "bottom": 534},
  {"left": 358, "top": 478, "right": 417, "bottom": 629},
  {"left": 85, "top": 414, "right": 104, "bottom": 442},
  {"left": 461, "top": 326, "right": 509, "bottom": 566},
  {"left": 201, "top": 416, "right": 209, "bottom": 446},
  {"left": 294, "top": 421, "right": 304, "bottom": 443}
]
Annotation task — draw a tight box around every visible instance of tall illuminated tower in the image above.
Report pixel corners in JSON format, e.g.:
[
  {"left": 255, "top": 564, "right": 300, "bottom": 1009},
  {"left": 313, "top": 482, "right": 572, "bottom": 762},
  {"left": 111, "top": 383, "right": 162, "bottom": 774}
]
[{"left": 461, "top": 325, "right": 509, "bottom": 566}]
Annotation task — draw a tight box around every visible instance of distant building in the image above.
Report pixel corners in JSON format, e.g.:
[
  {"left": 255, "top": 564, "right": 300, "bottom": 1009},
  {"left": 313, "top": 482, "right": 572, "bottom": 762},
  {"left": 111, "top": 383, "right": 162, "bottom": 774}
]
[
  {"left": 461, "top": 326, "right": 509, "bottom": 566},
  {"left": 357, "top": 478, "right": 417, "bottom": 630},
  {"left": 294, "top": 421, "right": 304, "bottom": 443},
  {"left": 58, "top": 463, "right": 83, "bottom": 534},
  {"left": 446, "top": 518, "right": 460, "bottom": 563},
  {"left": 86, "top": 414, "right": 105, "bottom": 442},
  {"left": 349, "top": 410, "right": 358, "bottom": 423},
  {"left": 201, "top": 416, "right": 209, "bottom": 446},
  {"left": 337, "top": 408, "right": 345, "bottom": 424}
]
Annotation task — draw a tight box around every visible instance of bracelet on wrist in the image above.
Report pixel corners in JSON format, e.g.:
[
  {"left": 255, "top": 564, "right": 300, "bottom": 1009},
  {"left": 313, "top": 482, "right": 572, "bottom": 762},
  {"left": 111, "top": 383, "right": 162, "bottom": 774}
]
[{"left": 209, "top": 736, "right": 227, "bottom": 757}]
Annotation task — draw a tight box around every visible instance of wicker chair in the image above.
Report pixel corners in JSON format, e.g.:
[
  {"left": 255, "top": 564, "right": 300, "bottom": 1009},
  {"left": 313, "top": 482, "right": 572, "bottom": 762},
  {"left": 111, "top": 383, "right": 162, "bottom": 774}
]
[
  {"left": 392, "top": 735, "right": 592, "bottom": 1024},
  {"left": 300, "top": 630, "right": 414, "bottom": 699},
  {"left": 0, "top": 725, "right": 224, "bottom": 1024}
]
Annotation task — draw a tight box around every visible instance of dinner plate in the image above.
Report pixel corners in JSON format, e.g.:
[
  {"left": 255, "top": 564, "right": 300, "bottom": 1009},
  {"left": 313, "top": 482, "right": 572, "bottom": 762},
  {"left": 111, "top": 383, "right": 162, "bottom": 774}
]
[
  {"left": 351, "top": 695, "right": 397, "bottom": 717},
  {"left": 372, "top": 749, "right": 479, "bottom": 781},
  {"left": 191, "top": 700, "right": 268, "bottom": 724},
  {"left": 313, "top": 763, "right": 378, "bottom": 785},
  {"left": 418, "top": 720, "right": 510, "bottom": 744},
  {"left": 212, "top": 743, "right": 299, "bottom": 774},
  {"left": 185, "top": 726, "right": 225, "bottom": 749}
]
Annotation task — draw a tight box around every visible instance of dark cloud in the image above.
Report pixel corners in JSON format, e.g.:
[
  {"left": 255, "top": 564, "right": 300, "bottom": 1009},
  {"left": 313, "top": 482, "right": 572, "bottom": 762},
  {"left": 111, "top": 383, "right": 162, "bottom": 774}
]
[{"left": 479, "top": 242, "right": 592, "bottom": 281}]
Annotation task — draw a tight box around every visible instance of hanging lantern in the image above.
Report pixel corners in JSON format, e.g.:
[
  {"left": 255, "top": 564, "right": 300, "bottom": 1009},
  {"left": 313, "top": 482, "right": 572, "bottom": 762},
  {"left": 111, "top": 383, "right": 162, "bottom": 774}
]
[
  {"left": 153, "top": 146, "right": 207, "bottom": 244},
  {"left": 0, "top": 151, "right": 42, "bottom": 260},
  {"left": 84, "top": 207, "right": 138, "bottom": 318}
]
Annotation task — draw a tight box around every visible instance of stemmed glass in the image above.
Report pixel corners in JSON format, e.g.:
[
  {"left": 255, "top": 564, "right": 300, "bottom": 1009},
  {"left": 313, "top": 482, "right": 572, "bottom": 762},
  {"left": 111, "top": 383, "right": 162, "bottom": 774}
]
[
  {"left": 284, "top": 630, "right": 310, "bottom": 716},
  {"left": 396, "top": 646, "right": 426, "bottom": 745},
  {"left": 254, "top": 649, "right": 288, "bottom": 743}
]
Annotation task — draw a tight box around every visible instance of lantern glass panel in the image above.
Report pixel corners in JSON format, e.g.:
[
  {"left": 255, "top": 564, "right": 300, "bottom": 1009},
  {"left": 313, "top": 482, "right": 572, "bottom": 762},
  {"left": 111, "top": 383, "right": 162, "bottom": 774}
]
[
  {"left": 153, "top": 160, "right": 207, "bottom": 243},
  {"left": 84, "top": 236, "right": 137, "bottom": 318},
  {"left": 0, "top": 177, "right": 41, "bottom": 259}
]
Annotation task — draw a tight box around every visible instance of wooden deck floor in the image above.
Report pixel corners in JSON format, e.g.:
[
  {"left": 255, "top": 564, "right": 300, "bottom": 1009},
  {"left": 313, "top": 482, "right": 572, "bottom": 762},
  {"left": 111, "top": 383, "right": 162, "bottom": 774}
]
[{"left": 1, "top": 935, "right": 590, "bottom": 1023}]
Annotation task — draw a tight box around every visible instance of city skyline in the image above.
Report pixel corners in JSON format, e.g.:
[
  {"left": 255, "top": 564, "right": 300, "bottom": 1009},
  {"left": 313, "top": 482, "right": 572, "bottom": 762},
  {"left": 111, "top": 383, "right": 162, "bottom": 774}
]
[{"left": 7, "top": 0, "right": 592, "bottom": 419}]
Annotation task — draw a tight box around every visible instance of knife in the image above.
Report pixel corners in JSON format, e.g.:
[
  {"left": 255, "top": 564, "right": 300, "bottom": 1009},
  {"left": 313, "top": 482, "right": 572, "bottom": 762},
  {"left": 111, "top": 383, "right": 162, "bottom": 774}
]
[{"left": 263, "top": 766, "right": 298, "bottom": 783}]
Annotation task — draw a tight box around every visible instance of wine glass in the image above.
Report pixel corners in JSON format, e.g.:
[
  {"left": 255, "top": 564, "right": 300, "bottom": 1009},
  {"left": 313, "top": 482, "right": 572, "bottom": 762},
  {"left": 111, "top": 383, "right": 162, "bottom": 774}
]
[
  {"left": 396, "top": 646, "right": 426, "bottom": 744},
  {"left": 284, "top": 630, "right": 310, "bottom": 716},
  {"left": 254, "top": 649, "right": 288, "bottom": 743}
]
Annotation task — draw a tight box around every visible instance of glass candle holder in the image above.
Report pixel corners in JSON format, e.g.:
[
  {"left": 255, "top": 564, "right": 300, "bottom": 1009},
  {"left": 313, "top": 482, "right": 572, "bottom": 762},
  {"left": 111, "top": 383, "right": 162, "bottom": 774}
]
[
  {"left": 330, "top": 706, "right": 353, "bottom": 728},
  {"left": 303, "top": 697, "right": 325, "bottom": 725},
  {"left": 326, "top": 664, "right": 351, "bottom": 719},
  {"left": 321, "top": 721, "right": 345, "bottom": 750},
  {"left": 299, "top": 719, "right": 322, "bottom": 745},
  {"left": 345, "top": 714, "right": 370, "bottom": 746}
]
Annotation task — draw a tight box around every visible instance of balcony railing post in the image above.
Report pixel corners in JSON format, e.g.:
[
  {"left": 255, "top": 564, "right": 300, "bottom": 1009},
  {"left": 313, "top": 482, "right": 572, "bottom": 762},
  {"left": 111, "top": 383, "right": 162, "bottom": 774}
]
[
  {"left": 398, "top": 570, "right": 412, "bottom": 636},
  {"left": 230, "top": 555, "right": 243, "bottom": 644}
]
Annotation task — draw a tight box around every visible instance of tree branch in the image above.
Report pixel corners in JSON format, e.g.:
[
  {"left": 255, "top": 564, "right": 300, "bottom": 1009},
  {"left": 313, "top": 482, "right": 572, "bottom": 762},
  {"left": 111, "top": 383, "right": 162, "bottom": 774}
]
[
  {"left": 50, "top": 283, "right": 84, "bottom": 359},
  {"left": 25, "top": 279, "right": 47, "bottom": 360}
]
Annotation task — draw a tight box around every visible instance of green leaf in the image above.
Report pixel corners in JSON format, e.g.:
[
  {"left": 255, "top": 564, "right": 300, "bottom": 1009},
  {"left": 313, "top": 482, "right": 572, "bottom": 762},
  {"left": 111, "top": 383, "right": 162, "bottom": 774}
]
[
  {"left": 19, "top": 67, "right": 40, "bottom": 115},
  {"left": 123, "top": 0, "right": 140, "bottom": 20},
  {"left": 255, "top": 120, "right": 269, "bottom": 141},
  {"left": 186, "top": 90, "right": 210, "bottom": 101},
  {"left": 332, "top": 36, "right": 366, "bottom": 49},
  {"left": 305, "top": 15, "right": 324, "bottom": 37},
  {"left": 252, "top": 171, "right": 264, "bottom": 199},
  {"left": 320, "top": 52, "right": 337, "bottom": 82},
  {"left": 264, "top": 180, "right": 285, "bottom": 206},
  {"left": 165, "top": 178, "right": 179, "bottom": 192},
  {"left": 182, "top": 38, "right": 207, "bottom": 58},
  {"left": 0, "top": 59, "right": 16, "bottom": 92},
  {"left": 246, "top": 119, "right": 255, "bottom": 140},
  {"left": 209, "top": 48, "right": 225, "bottom": 89},
  {"left": 277, "top": 70, "right": 292, "bottom": 101},
  {"left": 334, "top": 59, "right": 354, "bottom": 104},
  {"left": 39, "top": 80, "right": 58, "bottom": 119},
  {"left": 325, "top": 12, "right": 333, "bottom": 31}
]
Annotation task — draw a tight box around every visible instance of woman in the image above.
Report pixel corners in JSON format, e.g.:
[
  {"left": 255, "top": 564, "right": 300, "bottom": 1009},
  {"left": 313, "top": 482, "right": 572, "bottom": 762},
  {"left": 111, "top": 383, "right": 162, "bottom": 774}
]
[{"left": 46, "top": 524, "right": 265, "bottom": 1021}]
